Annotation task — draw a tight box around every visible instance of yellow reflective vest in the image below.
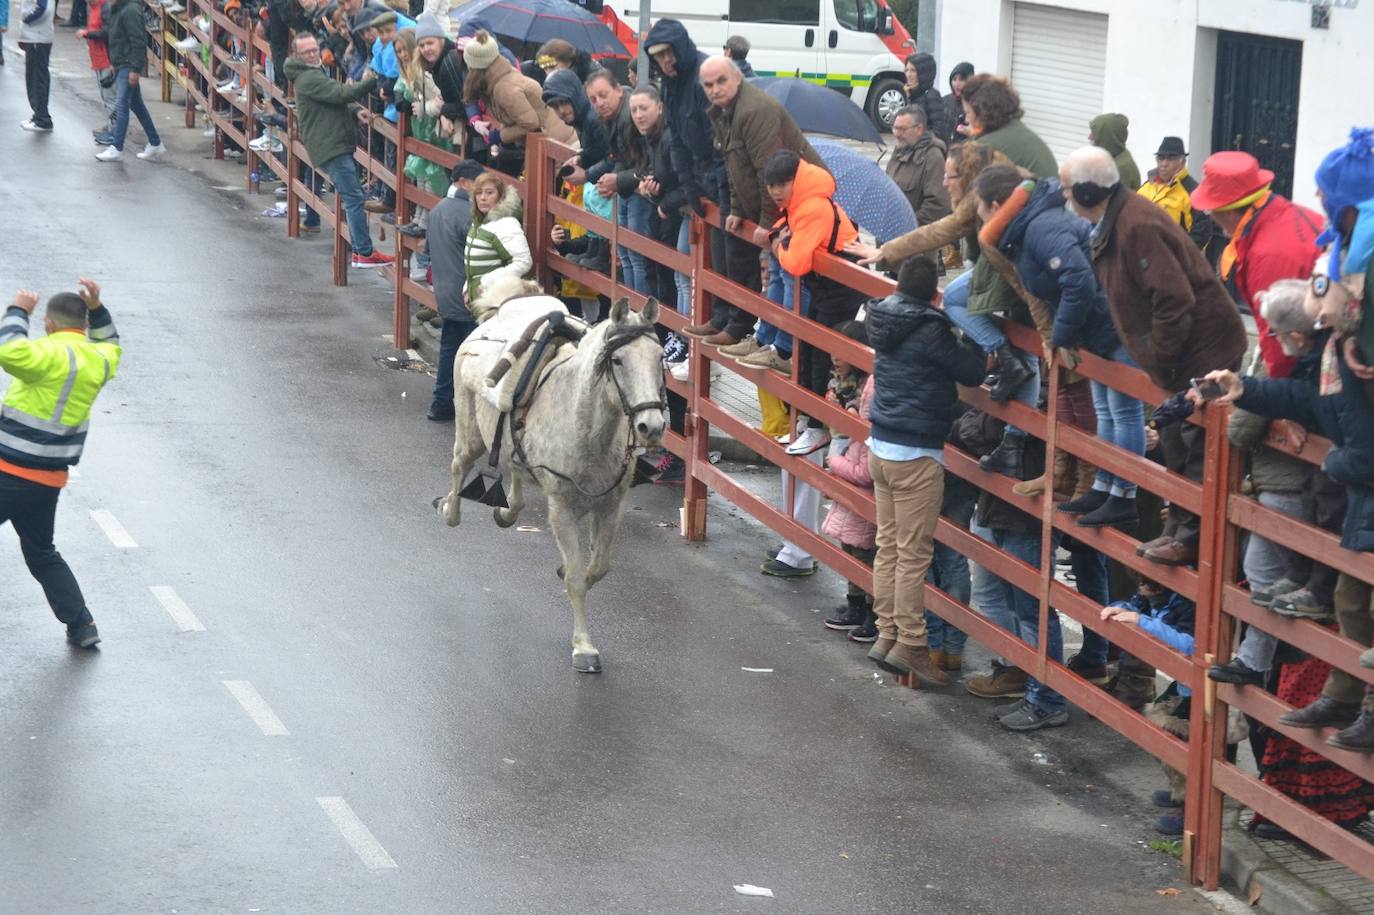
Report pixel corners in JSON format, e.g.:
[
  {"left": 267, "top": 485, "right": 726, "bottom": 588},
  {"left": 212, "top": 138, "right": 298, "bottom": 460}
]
[{"left": 0, "top": 305, "right": 122, "bottom": 469}]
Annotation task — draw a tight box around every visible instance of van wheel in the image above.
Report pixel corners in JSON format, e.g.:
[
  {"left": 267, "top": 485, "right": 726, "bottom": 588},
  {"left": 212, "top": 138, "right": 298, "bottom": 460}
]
[{"left": 867, "top": 77, "right": 906, "bottom": 132}]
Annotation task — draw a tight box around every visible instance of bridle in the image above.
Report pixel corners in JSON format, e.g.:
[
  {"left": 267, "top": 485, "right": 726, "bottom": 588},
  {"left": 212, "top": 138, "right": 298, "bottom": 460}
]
[{"left": 595, "top": 321, "right": 668, "bottom": 424}]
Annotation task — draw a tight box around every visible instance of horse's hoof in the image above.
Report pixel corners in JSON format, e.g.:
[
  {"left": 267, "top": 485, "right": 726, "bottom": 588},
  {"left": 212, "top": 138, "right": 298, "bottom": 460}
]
[
  {"left": 572, "top": 652, "right": 602, "bottom": 673},
  {"left": 556, "top": 564, "right": 564, "bottom": 580},
  {"left": 493, "top": 507, "right": 515, "bottom": 528},
  {"left": 435, "top": 495, "right": 461, "bottom": 527},
  {"left": 431, "top": 496, "right": 443, "bottom": 509}
]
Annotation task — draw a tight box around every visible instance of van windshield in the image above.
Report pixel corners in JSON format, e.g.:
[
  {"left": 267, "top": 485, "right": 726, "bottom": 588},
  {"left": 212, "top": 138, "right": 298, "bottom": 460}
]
[{"left": 833, "top": 0, "right": 880, "bottom": 32}]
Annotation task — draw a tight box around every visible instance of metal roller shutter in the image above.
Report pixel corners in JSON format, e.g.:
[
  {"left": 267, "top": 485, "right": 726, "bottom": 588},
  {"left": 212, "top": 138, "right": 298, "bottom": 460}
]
[{"left": 1010, "top": 3, "right": 1108, "bottom": 167}]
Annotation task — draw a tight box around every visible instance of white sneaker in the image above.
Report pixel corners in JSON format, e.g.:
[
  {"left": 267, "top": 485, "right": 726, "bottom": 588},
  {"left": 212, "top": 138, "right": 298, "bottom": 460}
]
[
  {"left": 136, "top": 143, "right": 167, "bottom": 161},
  {"left": 667, "top": 359, "right": 721, "bottom": 383},
  {"left": 174, "top": 36, "right": 199, "bottom": 51},
  {"left": 216, "top": 81, "right": 239, "bottom": 95},
  {"left": 166, "top": 2, "right": 185, "bottom": 12},
  {"left": 202, "top": 126, "right": 216, "bottom": 137},
  {"left": 785, "top": 426, "right": 831, "bottom": 456},
  {"left": 20, "top": 119, "right": 53, "bottom": 132},
  {"left": 95, "top": 145, "right": 124, "bottom": 162},
  {"left": 248, "top": 131, "right": 271, "bottom": 150}
]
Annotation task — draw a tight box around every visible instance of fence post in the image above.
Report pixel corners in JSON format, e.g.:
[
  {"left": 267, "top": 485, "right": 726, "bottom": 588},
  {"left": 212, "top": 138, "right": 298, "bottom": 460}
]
[
  {"left": 1183, "top": 403, "right": 1235, "bottom": 887},
  {"left": 682, "top": 214, "right": 709, "bottom": 542},
  {"left": 526, "top": 135, "right": 551, "bottom": 289},
  {"left": 1035, "top": 353, "right": 1064, "bottom": 686},
  {"left": 392, "top": 109, "right": 411, "bottom": 349},
  {"left": 160, "top": 8, "right": 172, "bottom": 103}
]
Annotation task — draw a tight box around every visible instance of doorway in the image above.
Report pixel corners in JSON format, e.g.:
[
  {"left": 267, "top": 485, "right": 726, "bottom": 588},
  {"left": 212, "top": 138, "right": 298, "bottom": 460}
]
[{"left": 1212, "top": 31, "right": 1302, "bottom": 199}]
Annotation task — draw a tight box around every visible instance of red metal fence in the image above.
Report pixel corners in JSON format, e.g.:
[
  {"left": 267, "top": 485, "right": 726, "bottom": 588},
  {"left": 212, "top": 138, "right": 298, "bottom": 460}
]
[{"left": 143, "top": 3, "right": 1374, "bottom": 887}]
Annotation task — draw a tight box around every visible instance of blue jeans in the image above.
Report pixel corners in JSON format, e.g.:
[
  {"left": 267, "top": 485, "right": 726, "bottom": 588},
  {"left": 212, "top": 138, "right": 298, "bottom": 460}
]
[
  {"left": 302, "top": 166, "right": 324, "bottom": 228},
  {"left": 321, "top": 153, "right": 373, "bottom": 257},
  {"left": 971, "top": 521, "right": 1019, "bottom": 659},
  {"left": 992, "top": 526, "right": 1064, "bottom": 713},
  {"left": 944, "top": 271, "right": 1038, "bottom": 439},
  {"left": 619, "top": 195, "right": 652, "bottom": 294},
  {"left": 673, "top": 218, "right": 693, "bottom": 315},
  {"left": 111, "top": 68, "right": 161, "bottom": 152},
  {"left": 1067, "top": 545, "right": 1111, "bottom": 666},
  {"left": 756, "top": 256, "right": 810, "bottom": 355},
  {"left": 925, "top": 540, "right": 970, "bottom": 655},
  {"left": 1089, "top": 346, "right": 1146, "bottom": 497},
  {"left": 430, "top": 318, "right": 477, "bottom": 411},
  {"left": 1237, "top": 490, "right": 1309, "bottom": 673}
]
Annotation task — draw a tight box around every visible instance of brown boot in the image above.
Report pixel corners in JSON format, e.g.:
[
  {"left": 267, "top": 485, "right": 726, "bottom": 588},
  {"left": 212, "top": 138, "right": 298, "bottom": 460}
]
[
  {"left": 867, "top": 635, "right": 897, "bottom": 666},
  {"left": 1012, "top": 473, "right": 1048, "bottom": 497},
  {"left": 1110, "top": 653, "right": 1157, "bottom": 711},
  {"left": 882, "top": 643, "right": 950, "bottom": 686},
  {"left": 1071, "top": 460, "right": 1098, "bottom": 500},
  {"left": 929, "top": 648, "right": 947, "bottom": 670},
  {"left": 966, "top": 662, "right": 1028, "bottom": 698},
  {"left": 938, "top": 652, "right": 964, "bottom": 672}
]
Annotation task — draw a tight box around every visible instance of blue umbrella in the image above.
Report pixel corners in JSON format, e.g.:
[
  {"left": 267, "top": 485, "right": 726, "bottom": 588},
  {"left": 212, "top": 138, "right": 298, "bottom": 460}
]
[
  {"left": 451, "top": 0, "right": 628, "bottom": 57},
  {"left": 810, "top": 139, "right": 916, "bottom": 247},
  {"left": 750, "top": 77, "right": 884, "bottom": 146}
]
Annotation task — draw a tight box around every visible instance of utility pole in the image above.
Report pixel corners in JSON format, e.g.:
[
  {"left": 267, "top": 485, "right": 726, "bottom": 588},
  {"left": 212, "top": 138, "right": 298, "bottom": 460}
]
[
  {"left": 916, "top": 0, "right": 939, "bottom": 56},
  {"left": 637, "top": 1, "right": 651, "bottom": 83}
]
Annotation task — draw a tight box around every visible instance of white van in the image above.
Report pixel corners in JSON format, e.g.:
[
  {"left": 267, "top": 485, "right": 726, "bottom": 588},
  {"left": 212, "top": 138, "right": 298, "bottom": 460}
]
[{"left": 615, "top": 0, "right": 916, "bottom": 130}]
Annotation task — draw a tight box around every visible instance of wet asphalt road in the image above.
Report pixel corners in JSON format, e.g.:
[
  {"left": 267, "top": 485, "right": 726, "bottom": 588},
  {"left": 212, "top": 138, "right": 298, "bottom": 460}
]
[{"left": 0, "top": 53, "right": 1227, "bottom": 914}]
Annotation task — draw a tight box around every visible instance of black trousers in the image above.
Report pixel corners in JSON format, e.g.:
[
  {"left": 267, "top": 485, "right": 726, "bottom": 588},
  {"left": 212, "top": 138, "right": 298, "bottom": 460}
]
[
  {"left": 0, "top": 472, "right": 90, "bottom": 626},
  {"left": 709, "top": 227, "right": 758, "bottom": 340},
  {"left": 21, "top": 42, "right": 53, "bottom": 129}
]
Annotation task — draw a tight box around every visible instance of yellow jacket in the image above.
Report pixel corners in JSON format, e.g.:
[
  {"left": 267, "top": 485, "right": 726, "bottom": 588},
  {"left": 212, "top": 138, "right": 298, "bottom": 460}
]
[
  {"left": 1137, "top": 167, "right": 1196, "bottom": 233},
  {"left": 0, "top": 305, "right": 121, "bottom": 470}
]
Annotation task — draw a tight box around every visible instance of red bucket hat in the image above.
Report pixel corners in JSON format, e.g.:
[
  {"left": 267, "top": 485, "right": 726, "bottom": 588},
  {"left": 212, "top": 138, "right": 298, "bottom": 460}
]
[{"left": 1190, "top": 151, "right": 1275, "bottom": 211}]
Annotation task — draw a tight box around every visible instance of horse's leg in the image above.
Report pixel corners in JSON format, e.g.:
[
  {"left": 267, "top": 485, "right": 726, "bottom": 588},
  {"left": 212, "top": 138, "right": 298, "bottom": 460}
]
[
  {"left": 493, "top": 472, "right": 524, "bottom": 528},
  {"left": 586, "top": 497, "right": 625, "bottom": 588},
  {"left": 438, "top": 394, "right": 483, "bottom": 527},
  {"left": 548, "top": 497, "right": 600, "bottom": 673}
]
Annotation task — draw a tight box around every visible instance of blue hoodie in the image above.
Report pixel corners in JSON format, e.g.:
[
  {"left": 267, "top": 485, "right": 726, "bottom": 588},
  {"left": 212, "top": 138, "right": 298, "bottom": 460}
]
[
  {"left": 542, "top": 68, "right": 608, "bottom": 173},
  {"left": 643, "top": 18, "right": 726, "bottom": 217}
]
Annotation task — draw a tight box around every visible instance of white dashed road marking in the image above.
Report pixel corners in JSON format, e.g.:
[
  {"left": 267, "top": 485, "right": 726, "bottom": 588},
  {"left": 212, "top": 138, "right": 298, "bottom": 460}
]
[
  {"left": 149, "top": 586, "right": 206, "bottom": 632},
  {"left": 317, "top": 797, "right": 398, "bottom": 870},
  {"left": 222, "top": 680, "right": 289, "bottom": 736},
  {"left": 89, "top": 509, "right": 138, "bottom": 548}
]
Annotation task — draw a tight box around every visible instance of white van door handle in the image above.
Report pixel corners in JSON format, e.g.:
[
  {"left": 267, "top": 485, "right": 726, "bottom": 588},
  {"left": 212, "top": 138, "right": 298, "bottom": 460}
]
[
  {"left": 804, "top": 28, "right": 815, "bottom": 47},
  {"left": 828, "top": 29, "right": 838, "bottom": 48}
]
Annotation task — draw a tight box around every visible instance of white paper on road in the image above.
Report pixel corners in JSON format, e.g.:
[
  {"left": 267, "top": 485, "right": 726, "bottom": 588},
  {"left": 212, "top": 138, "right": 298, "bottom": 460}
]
[{"left": 733, "top": 884, "right": 774, "bottom": 897}]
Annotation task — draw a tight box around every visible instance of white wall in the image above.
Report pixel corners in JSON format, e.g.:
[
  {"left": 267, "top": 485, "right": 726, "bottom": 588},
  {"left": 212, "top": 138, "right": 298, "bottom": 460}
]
[{"left": 936, "top": 0, "right": 1374, "bottom": 209}]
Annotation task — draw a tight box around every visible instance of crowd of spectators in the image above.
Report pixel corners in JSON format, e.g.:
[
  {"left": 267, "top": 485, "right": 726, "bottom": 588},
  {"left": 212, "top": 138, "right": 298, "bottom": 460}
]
[{"left": 24, "top": 1, "right": 1374, "bottom": 844}]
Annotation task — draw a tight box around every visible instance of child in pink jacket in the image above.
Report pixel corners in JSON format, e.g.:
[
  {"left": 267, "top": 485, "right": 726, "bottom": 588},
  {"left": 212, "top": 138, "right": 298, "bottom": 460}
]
[{"left": 822, "top": 322, "right": 878, "bottom": 641}]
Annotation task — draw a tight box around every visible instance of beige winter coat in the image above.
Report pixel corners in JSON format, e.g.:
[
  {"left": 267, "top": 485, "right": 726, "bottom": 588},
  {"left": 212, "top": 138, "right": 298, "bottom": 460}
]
[{"left": 464, "top": 57, "right": 577, "bottom": 147}]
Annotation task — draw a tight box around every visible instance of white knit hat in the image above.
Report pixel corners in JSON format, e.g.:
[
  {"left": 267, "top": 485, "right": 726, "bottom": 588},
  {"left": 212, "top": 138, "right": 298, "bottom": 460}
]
[{"left": 463, "top": 32, "right": 501, "bottom": 70}]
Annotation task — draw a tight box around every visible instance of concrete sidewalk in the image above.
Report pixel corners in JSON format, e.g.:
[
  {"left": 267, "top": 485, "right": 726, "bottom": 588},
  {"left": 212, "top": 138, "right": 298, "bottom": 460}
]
[{"left": 21, "top": 27, "right": 1372, "bottom": 909}]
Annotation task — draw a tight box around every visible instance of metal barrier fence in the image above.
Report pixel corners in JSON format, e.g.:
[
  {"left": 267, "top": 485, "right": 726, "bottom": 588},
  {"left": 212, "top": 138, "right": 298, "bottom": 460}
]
[{"left": 139, "top": 7, "right": 1374, "bottom": 887}]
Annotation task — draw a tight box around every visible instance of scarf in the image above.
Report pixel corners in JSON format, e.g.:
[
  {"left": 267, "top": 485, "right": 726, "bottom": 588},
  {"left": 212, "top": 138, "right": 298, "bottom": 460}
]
[{"left": 1217, "top": 188, "right": 1272, "bottom": 282}]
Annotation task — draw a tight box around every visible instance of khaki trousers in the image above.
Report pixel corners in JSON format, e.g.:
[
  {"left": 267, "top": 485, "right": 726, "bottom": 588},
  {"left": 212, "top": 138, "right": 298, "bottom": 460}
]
[
  {"left": 869, "top": 454, "right": 944, "bottom": 646},
  {"left": 1323, "top": 573, "right": 1374, "bottom": 711}
]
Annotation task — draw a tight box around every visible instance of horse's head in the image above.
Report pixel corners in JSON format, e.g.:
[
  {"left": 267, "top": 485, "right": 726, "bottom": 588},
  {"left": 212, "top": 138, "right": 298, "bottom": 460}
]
[{"left": 597, "top": 297, "right": 667, "bottom": 448}]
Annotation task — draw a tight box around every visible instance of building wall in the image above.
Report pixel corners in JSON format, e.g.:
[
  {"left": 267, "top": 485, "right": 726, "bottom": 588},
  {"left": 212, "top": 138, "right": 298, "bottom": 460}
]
[{"left": 936, "top": 0, "right": 1373, "bottom": 209}]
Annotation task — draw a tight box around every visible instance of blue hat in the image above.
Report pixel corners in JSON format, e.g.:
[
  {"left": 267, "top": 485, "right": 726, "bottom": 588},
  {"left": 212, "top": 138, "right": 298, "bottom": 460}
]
[{"left": 1315, "top": 127, "right": 1374, "bottom": 280}]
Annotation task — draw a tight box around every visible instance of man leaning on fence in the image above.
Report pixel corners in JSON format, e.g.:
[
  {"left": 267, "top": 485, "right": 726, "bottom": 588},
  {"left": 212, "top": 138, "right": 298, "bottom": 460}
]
[{"left": 285, "top": 33, "right": 393, "bottom": 269}]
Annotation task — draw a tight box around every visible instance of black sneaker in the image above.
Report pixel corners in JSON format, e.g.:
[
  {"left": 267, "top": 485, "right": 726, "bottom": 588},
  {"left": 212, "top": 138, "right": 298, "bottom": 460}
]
[
  {"left": 824, "top": 602, "right": 867, "bottom": 631},
  {"left": 66, "top": 622, "right": 101, "bottom": 649},
  {"left": 1207, "top": 657, "right": 1265, "bottom": 687},
  {"left": 848, "top": 620, "right": 878, "bottom": 643},
  {"left": 427, "top": 404, "right": 455, "bottom": 422},
  {"left": 760, "top": 558, "right": 817, "bottom": 578},
  {"left": 1066, "top": 652, "right": 1110, "bottom": 685},
  {"left": 1152, "top": 789, "right": 1183, "bottom": 809},
  {"left": 654, "top": 456, "right": 685, "bottom": 485}
]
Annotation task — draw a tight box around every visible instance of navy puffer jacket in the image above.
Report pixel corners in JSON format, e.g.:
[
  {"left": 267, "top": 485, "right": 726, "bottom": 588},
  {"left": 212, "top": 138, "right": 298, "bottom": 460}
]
[
  {"left": 1000, "top": 179, "right": 1120, "bottom": 357},
  {"left": 543, "top": 69, "right": 609, "bottom": 174},
  {"left": 1237, "top": 358, "right": 1374, "bottom": 552},
  {"left": 867, "top": 293, "right": 987, "bottom": 449},
  {"left": 644, "top": 18, "right": 727, "bottom": 217}
]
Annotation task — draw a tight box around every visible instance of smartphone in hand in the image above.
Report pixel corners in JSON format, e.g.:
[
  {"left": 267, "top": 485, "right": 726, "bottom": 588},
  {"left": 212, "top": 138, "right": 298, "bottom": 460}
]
[{"left": 1191, "top": 376, "right": 1224, "bottom": 401}]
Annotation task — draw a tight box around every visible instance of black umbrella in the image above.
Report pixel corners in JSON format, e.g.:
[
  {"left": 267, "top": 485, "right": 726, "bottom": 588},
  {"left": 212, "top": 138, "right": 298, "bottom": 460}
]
[
  {"left": 451, "top": 0, "right": 628, "bottom": 56},
  {"left": 749, "top": 77, "right": 884, "bottom": 146}
]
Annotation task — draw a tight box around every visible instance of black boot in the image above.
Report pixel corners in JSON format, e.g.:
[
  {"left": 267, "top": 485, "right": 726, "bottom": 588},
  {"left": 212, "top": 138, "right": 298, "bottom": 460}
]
[
  {"left": 988, "top": 345, "right": 1034, "bottom": 402},
  {"left": 824, "top": 595, "right": 868, "bottom": 631},
  {"left": 1057, "top": 487, "right": 1109, "bottom": 515},
  {"left": 1076, "top": 494, "right": 1139, "bottom": 529},
  {"left": 577, "top": 237, "right": 611, "bottom": 273},
  {"left": 978, "top": 432, "right": 1025, "bottom": 478},
  {"left": 1328, "top": 711, "right": 1374, "bottom": 751}
]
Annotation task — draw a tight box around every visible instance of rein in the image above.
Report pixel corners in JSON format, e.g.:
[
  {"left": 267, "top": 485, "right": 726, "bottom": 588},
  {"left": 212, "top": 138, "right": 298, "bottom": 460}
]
[{"left": 507, "top": 321, "right": 665, "bottom": 500}]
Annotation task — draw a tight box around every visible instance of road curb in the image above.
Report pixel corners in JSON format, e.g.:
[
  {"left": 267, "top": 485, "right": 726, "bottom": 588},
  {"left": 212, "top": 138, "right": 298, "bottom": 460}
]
[
  {"left": 412, "top": 317, "right": 767, "bottom": 464},
  {"left": 1218, "top": 815, "right": 1353, "bottom": 914}
]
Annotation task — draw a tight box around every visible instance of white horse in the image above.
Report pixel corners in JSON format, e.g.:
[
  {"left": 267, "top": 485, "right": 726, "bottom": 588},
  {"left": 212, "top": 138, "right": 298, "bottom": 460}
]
[{"left": 436, "top": 285, "right": 667, "bottom": 672}]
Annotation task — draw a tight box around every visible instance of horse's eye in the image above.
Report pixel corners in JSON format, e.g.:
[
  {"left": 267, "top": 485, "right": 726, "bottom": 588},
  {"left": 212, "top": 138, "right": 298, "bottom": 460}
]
[{"left": 612, "top": 356, "right": 623, "bottom": 366}]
